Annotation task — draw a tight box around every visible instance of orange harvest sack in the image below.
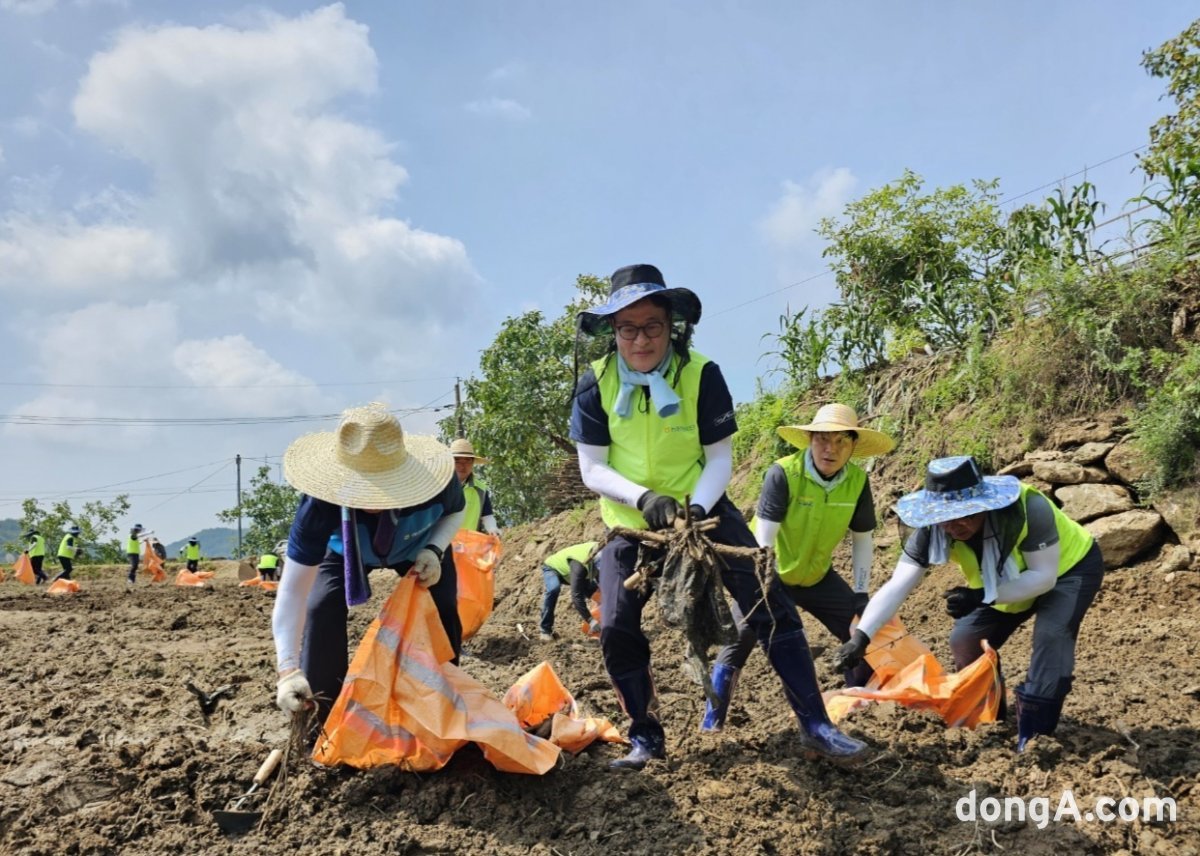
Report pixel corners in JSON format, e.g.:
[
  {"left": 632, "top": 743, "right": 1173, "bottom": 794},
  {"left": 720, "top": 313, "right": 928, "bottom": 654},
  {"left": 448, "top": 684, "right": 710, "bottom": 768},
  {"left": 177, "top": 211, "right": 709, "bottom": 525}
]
[
  {"left": 13, "top": 553, "right": 35, "bottom": 585},
  {"left": 453, "top": 529, "right": 502, "bottom": 641},
  {"left": 314, "top": 575, "right": 559, "bottom": 774},
  {"left": 239, "top": 576, "right": 279, "bottom": 592},
  {"left": 141, "top": 543, "right": 166, "bottom": 583},
  {"left": 502, "top": 661, "right": 624, "bottom": 754},
  {"left": 175, "top": 570, "right": 213, "bottom": 587},
  {"left": 579, "top": 591, "right": 601, "bottom": 639},
  {"left": 824, "top": 618, "right": 1002, "bottom": 728},
  {"left": 46, "top": 579, "right": 81, "bottom": 595}
]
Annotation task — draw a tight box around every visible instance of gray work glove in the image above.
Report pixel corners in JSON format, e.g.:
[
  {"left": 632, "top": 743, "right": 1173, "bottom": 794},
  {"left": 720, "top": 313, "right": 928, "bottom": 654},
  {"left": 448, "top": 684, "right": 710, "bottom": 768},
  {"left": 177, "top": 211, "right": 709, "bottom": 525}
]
[
  {"left": 411, "top": 548, "right": 442, "bottom": 587},
  {"left": 276, "top": 669, "right": 313, "bottom": 713},
  {"left": 832, "top": 629, "right": 870, "bottom": 673}
]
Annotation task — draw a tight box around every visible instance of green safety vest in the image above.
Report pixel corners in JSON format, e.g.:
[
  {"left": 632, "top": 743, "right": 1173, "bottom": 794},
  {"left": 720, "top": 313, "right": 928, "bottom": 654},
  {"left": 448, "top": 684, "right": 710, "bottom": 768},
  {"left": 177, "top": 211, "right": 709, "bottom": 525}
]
[
  {"left": 769, "top": 454, "right": 868, "bottom": 588},
  {"left": 186, "top": 543, "right": 201, "bottom": 560},
  {"left": 57, "top": 535, "right": 77, "bottom": 559},
  {"left": 592, "top": 350, "right": 709, "bottom": 530},
  {"left": 28, "top": 535, "right": 45, "bottom": 558},
  {"left": 258, "top": 553, "right": 280, "bottom": 570},
  {"left": 949, "top": 484, "right": 1094, "bottom": 614},
  {"left": 462, "top": 477, "right": 489, "bottom": 532},
  {"left": 126, "top": 536, "right": 140, "bottom": 555},
  {"left": 545, "top": 542, "right": 599, "bottom": 578}
]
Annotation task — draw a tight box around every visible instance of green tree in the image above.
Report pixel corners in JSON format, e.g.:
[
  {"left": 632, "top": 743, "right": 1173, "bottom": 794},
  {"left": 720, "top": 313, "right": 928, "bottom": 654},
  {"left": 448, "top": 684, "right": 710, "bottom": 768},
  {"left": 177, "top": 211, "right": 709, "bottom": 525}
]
[
  {"left": 217, "top": 465, "right": 298, "bottom": 558},
  {"left": 7, "top": 494, "right": 132, "bottom": 563},
  {"left": 444, "top": 275, "right": 609, "bottom": 524},
  {"left": 1140, "top": 18, "right": 1200, "bottom": 179}
]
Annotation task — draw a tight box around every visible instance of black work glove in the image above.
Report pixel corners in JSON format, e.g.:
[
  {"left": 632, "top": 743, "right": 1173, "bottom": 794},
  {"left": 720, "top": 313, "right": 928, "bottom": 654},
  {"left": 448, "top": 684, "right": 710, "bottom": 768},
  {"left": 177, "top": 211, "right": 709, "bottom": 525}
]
[
  {"left": 943, "top": 586, "right": 986, "bottom": 619},
  {"left": 637, "top": 491, "right": 683, "bottom": 531},
  {"left": 832, "top": 629, "right": 870, "bottom": 673},
  {"left": 852, "top": 591, "right": 869, "bottom": 618},
  {"left": 688, "top": 504, "right": 707, "bottom": 522}
]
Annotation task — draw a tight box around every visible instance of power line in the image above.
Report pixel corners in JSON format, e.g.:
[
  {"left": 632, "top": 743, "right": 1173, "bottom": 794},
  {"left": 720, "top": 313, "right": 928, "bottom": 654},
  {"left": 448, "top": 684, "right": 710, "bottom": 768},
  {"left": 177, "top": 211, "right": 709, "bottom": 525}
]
[
  {"left": 708, "top": 269, "right": 834, "bottom": 318},
  {"left": 997, "top": 145, "right": 1148, "bottom": 207},
  {"left": 142, "top": 460, "right": 235, "bottom": 514},
  {"left": 0, "top": 403, "right": 457, "bottom": 427},
  {"left": 0, "top": 375, "right": 465, "bottom": 390}
]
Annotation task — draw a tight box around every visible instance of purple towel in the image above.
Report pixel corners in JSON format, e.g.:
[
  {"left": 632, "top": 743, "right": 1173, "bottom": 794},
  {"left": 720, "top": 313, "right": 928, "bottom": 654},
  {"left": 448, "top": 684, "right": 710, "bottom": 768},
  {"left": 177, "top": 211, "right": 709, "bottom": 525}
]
[{"left": 341, "top": 507, "right": 371, "bottom": 606}]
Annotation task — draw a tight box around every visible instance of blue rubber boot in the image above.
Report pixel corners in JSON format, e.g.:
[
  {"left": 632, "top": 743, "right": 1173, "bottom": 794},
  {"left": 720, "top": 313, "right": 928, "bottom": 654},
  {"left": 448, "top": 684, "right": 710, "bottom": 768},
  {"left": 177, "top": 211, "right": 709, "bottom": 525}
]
[
  {"left": 1014, "top": 685, "right": 1064, "bottom": 752},
  {"left": 766, "top": 630, "right": 868, "bottom": 764},
  {"left": 699, "top": 663, "right": 740, "bottom": 734},
  {"left": 609, "top": 667, "right": 666, "bottom": 771}
]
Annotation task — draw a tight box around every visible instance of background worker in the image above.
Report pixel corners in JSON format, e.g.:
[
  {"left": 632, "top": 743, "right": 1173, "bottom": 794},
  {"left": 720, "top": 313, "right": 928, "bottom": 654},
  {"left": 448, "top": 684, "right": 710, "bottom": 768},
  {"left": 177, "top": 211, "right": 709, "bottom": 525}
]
[
  {"left": 53, "top": 525, "right": 82, "bottom": 581},
  {"left": 126, "top": 523, "right": 145, "bottom": 585},
  {"left": 834, "top": 456, "right": 1105, "bottom": 751},
  {"left": 571, "top": 263, "right": 867, "bottom": 770},
  {"left": 539, "top": 541, "right": 600, "bottom": 640},
  {"left": 185, "top": 537, "right": 201, "bottom": 572},
  {"left": 24, "top": 528, "right": 48, "bottom": 584},
  {"left": 450, "top": 438, "right": 501, "bottom": 536},
  {"left": 272, "top": 404, "right": 465, "bottom": 723},
  {"left": 702, "top": 404, "right": 894, "bottom": 733},
  {"left": 258, "top": 549, "right": 281, "bottom": 581}
]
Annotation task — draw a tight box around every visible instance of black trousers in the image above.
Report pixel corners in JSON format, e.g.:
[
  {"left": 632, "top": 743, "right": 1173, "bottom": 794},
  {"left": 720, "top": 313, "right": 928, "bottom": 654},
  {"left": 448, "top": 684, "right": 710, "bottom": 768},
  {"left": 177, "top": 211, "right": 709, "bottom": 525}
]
[
  {"left": 31, "top": 555, "right": 46, "bottom": 582},
  {"left": 127, "top": 553, "right": 139, "bottom": 582}
]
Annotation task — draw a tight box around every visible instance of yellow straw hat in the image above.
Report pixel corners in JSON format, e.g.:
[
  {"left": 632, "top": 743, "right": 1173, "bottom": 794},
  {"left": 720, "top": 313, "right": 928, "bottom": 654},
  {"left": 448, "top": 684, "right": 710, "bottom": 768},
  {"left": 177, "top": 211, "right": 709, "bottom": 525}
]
[
  {"left": 777, "top": 403, "right": 896, "bottom": 458},
  {"left": 283, "top": 403, "right": 453, "bottom": 508},
  {"left": 449, "top": 438, "right": 490, "bottom": 465}
]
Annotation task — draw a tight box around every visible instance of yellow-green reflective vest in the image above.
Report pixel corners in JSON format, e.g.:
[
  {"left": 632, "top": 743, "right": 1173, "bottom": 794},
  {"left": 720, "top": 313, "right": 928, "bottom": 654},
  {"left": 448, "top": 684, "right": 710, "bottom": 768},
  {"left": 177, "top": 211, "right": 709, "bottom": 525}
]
[
  {"left": 258, "top": 553, "right": 280, "bottom": 570},
  {"left": 29, "top": 535, "right": 46, "bottom": 557},
  {"left": 57, "top": 535, "right": 77, "bottom": 559},
  {"left": 126, "top": 537, "right": 140, "bottom": 555},
  {"left": 950, "top": 484, "right": 1094, "bottom": 614},
  {"left": 545, "top": 542, "right": 598, "bottom": 579},
  {"left": 186, "top": 543, "right": 201, "bottom": 561},
  {"left": 768, "top": 454, "right": 868, "bottom": 588},
  {"left": 592, "top": 350, "right": 709, "bottom": 530},
  {"left": 462, "top": 478, "right": 488, "bottom": 532}
]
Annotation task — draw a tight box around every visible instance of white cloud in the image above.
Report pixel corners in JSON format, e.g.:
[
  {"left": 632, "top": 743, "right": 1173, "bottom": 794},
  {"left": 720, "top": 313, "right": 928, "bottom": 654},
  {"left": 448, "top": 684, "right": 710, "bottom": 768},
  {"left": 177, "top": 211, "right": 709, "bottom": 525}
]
[
  {"left": 0, "top": 144, "right": 5, "bottom": 166},
  {"left": 12, "top": 116, "right": 41, "bottom": 137},
  {"left": 464, "top": 97, "right": 532, "bottom": 121},
  {"left": 486, "top": 61, "right": 526, "bottom": 83},
  {"left": 760, "top": 167, "right": 857, "bottom": 251},
  {"left": 0, "top": 216, "right": 174, "bottom": 291},
  {"left": 1, "top": 0, "right": 56, "bottom": 14}
]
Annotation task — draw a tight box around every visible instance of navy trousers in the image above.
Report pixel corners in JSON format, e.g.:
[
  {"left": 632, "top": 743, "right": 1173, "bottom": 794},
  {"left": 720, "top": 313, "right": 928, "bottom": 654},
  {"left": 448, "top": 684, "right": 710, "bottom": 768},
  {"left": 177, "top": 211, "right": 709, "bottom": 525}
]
[{"left": 127, "top": 553, "right": 139, "bottom": 583}]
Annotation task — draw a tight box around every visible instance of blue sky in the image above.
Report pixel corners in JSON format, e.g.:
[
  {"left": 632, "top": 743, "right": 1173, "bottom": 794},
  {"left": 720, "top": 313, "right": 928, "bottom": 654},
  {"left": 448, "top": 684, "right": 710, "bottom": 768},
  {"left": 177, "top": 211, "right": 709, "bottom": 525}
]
[{"left": 0, "top": 1, "right": 1193, "bottom": 541}]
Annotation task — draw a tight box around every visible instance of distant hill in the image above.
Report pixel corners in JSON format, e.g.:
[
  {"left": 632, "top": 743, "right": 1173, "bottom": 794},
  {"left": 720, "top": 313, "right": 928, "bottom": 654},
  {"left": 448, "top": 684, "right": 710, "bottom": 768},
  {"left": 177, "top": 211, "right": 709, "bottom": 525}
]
[
  {"left": 0, "top": 518, "right": 21, "bottom": 545},
  {"left": 165, "top": 527, "right": 239, "bottom": 559}
]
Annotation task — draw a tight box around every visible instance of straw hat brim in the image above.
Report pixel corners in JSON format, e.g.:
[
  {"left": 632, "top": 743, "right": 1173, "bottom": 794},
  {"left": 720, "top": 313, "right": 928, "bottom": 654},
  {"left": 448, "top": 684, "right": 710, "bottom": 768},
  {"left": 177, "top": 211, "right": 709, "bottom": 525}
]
[
  {"left": 283, "top": 431, "right": 454, "bottom": 508},
  {"left": 453, "top": 452, "right": 490, "bottom": 465},
  {"left": 777, "top": 423, "right": 896, "bottom": 458},
  {"left": 894, "top": 476, "right": 1021, "bottom": 528}
]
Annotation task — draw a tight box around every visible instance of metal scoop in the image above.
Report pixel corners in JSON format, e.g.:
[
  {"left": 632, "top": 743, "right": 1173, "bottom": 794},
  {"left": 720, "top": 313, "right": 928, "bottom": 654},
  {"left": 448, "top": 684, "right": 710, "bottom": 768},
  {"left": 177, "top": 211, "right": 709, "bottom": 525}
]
[{"left": 213, "top": 748, "right": 283, "bottom": 834}]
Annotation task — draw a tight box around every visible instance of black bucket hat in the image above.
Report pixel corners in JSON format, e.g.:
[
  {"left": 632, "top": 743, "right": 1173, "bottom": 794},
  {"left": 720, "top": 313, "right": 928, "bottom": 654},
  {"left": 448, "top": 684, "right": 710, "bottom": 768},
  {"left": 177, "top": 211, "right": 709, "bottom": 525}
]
[{"left": 577, "top": 263, "right": 702, "bottom": 335}]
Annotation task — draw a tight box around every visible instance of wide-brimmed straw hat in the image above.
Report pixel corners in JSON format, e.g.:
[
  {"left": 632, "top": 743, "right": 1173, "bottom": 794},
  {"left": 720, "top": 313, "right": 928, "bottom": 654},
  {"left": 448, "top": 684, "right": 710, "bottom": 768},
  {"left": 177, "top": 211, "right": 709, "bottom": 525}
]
[
  {"left": 895, "top": 456, "right": 1021, "bottom": 528},
  {"left": 449, "top": 438, "right": 490, "bottom": 465},
  {"left": 577, "top": 263, "right": 702, "bottom": 335},
  {"left": 777, "top": 403, "right": 896, "bottom": 458},
  {"left": 283, "top": 403, "right": 453, "bottom": 508}
]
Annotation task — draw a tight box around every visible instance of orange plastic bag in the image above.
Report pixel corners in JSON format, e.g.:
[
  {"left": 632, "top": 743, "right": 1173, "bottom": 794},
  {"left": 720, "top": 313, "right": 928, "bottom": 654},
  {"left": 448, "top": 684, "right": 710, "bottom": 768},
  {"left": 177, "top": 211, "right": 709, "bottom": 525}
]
[
  {"left": 141, "top": 542, "right": 166, "bottom": 583},
  {"left": 453, "top": 529, "right": 502, "bottom": 641},
  {"left": 175, "top": 570, "right": 212, "bottom": 587},
  {"left": 824, "top": 618, "right": 1002, "bottom": 728},
  {"left": 239, "top": 576, "right": 279, "bottom": 592},
  {"left": 502, "top": 661, "right": 625, "bottom": 753},
  {"left": 13, "top": 553, "right": 35, "bottom": 585},
  {"left": 314, "top": 575, "right": 559, "bottom": 774},
  {"left": 46, "top": 579, "right": 81, "bottom": 595},
  {"left": 579, "top": 591, "right": 601, "bottom": 639}
]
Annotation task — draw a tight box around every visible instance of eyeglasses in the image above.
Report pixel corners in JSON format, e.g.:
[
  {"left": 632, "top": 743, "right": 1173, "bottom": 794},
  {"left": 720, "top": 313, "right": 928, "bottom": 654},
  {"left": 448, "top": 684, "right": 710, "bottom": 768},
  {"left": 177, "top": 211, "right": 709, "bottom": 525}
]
[
  {"left": 614, "top": 321, "right": 667, "bottom": 341},
  {"left": 810, "top": 432, "right": 855, "bottom": 449}
]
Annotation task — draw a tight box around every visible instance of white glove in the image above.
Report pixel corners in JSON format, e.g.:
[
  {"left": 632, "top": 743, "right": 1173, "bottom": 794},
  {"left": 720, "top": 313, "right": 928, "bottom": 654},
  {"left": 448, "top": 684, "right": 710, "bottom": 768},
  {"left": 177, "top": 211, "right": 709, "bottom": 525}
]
[
  {"left": 276, "top": 669, "right": 313, "bottom": 713},
  {"left": 411, "top": 548, "right": 442, "bottom": 588}
]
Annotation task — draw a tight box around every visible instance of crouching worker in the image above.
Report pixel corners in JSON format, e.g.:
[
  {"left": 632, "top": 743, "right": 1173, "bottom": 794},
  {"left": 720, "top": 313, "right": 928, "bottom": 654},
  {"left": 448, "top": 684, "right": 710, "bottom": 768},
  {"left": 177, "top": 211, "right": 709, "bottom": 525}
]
[
  {"left": 833, "top": 456, "right": 1104, "bottom": 751},
  {"left": 703, "top": 404, "right": 894, "bottom": 733},
  {"left": 258, "top": 549, "right": 281, "bottom": 582},
  {"left": 572, "top": 263, "right": 867, "bottom": 771},
  {"left": 539, "top": 541, "right": 600, "bottom": 640},
  {"left": 272, "top": 403, "right": 465, "bottom": 724}
]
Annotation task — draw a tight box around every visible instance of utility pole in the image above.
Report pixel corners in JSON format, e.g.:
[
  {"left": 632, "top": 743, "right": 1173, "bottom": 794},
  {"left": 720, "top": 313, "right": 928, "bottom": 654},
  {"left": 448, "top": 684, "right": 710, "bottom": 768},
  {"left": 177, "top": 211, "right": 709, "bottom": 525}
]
[
  {"left": 455, "top": 377, "right": 464, "bottom": 438},
  {"left": 235, "top": 454, "right": 243, "bottom": 559}
]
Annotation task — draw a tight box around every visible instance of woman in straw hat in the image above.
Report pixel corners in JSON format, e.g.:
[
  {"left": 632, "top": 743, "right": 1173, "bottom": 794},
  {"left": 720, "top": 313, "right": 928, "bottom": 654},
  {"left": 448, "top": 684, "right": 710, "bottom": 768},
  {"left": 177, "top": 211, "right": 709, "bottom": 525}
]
[
  {"left": 571, "top": 263, "right": 868, "bottom": 770},
  {"left": 450, "top": 438, "right": 500, "bottom": 536},
  {"left": 701, "top": 403, "right": 895, "bottom": 734},
  {"left": 273, "top": 403, "right": 466, "bottom": 721},
  {"left": 833, "top": 455, "right": 1104, "bottom": 751}
]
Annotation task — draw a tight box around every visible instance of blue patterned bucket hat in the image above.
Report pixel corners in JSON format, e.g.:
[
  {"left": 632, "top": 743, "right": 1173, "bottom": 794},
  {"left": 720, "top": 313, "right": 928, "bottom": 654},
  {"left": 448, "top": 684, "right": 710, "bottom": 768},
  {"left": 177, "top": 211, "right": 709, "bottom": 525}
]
[
  {"left": 895, "top": 456, "right": 1020, "bottom": 528},
  {"left": 577, "top": 263, "right": 702, "bottom": 335}
]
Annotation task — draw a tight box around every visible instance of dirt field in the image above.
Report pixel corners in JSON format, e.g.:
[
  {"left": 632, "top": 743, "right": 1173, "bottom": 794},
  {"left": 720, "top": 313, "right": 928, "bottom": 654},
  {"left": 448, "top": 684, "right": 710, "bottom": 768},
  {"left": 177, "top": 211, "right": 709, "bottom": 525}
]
[{"left": 2, "top": 524, "right": 1198, "bottom": 855}]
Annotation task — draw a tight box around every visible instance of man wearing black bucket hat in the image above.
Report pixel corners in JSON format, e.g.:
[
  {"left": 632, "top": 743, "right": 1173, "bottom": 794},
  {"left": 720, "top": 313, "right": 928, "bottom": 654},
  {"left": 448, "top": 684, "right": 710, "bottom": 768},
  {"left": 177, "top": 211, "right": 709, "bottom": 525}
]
[
  {"left": 833, "top": 455, "right": 1104, "bottom": 751},
  {"left": 571, "top": 263, "right": 867, "bottom": 771}
]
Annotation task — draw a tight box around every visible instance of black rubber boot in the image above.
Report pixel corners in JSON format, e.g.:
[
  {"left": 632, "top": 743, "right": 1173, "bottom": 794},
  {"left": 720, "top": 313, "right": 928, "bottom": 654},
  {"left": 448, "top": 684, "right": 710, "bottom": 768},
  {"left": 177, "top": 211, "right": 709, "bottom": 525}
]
[
  {"left": 1014, "top": 684, "right": 1064, "bottom": 752},
  {"left": 609, "top": 667, "right": 666, "bottom": 771}
]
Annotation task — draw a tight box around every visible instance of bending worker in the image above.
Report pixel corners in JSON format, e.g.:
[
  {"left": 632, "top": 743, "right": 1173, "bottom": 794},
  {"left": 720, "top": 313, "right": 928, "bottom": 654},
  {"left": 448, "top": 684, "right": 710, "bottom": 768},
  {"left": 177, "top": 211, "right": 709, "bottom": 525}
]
[
  {"left": 258, "top": 549, "right": 281, "bottom": 582},
  {"left": 539, "top": 541, "right": 600, "bottom": 641},
  {"left": 833, "top": 456, "right": 1104, "bottom": 751},
  {"left": 272, "top": 403, "right": 465, "bottom": 723},
  {"left": 702, "top": 404, "right": 894, "bottom": 733},
  {"left": 571, "top": 263, "right": 867, "bottom": 771},
  {"left": 451, "top": 438, "right": 500, "bottom": 535},
  {"left": 184, "top": 537, "right": 202, "bottom": 572}
]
